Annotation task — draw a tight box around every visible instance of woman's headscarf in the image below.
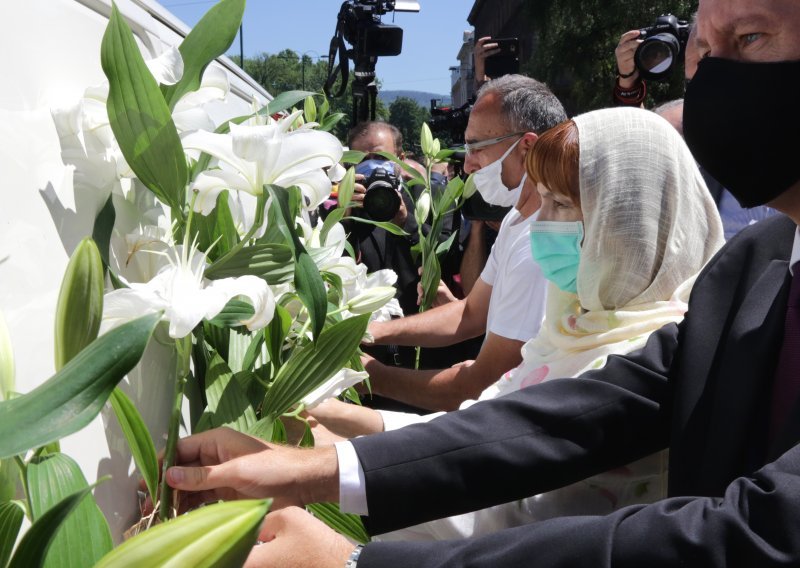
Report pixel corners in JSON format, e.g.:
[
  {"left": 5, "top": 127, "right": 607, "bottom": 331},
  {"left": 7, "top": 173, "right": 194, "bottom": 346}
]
[
  {"left": 489, "top": 106, "right": 725, "bottom": 396},
  {"left": 576, "top": 106, "right": 723, "bottom": 311}
]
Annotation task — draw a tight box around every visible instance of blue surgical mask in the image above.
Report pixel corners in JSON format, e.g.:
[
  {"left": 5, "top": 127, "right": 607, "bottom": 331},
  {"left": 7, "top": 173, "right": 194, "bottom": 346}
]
[
  {"left": 356, "top": 159, "right": 396, "bottom": 178},
  {"left": 529, "top": 220, "right": 583, "bottom": 294}
]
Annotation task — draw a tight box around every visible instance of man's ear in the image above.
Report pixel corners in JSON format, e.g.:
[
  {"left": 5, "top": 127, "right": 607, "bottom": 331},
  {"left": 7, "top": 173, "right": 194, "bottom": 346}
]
[
  {"left": 398, "top": 151, "right": 406, "bottom": 161},
  {"left": 519, "top": 132, "right": 539, "bottom": 153}
]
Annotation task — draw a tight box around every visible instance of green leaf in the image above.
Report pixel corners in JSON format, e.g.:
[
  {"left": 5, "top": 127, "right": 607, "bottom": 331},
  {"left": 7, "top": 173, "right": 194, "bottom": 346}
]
[
  {"left": 336, "top": 167, "right": 356, "bottom": 209},
  {"left": 54, "top": 238, "right": 104, "bottom": 371},
  {"left": 92, "top": 193, "right": 116, "bottom": 268},
  {"left": 435, "top": 175, "right": 465, "bottom": 216},
  {"left": 193, "top": 190, "right": 239, "bottom": 260},
  {"left": 109, "top": 388, "right": 159, "bottom": 502},
  {"left": 321, "top": 208, "right": 346, "bottom": 245},
  {"left": 318, "top": 96, "right": 330, "bottom": 120},
  {"left": 0, "top": 313, "right": 160, "bottom": 459},
  {"left": 101, "top": 4, "right": 187, "bottom": 209},
  {"left": 258, "top": 314, "right": 370, "bottom": 421},
  {"left": 299, "top": 421, "right": 314, "bottom": 448},
  {"left": 0, "top": 458, "right": 17, "bottom": 502},
  {"left": 0, "top": 501, "right": 24, "bottom": 568},
  {"left": 8, "top": 483, "right": 100, "bottom": 568},
  {"left": 205, "top": 243, "right": 295, "bottom": 283},
  {"left": 318, "top": 112, "right": 346, "bottom": 133},
  {"left": 435, "top": 231, "right": 458, "bottom": 257},
  {"left": 420, "top": 251, "right": 442, "bottom": 311},
  {"left": 375, "top": 151, "right": 424, "bottom": 181},
  {"left": 266, "top": 185, "right": 327, "bottom": 340},
  {"left": 341, "top": 150, "right": 367, "bottom": 164},
  {"left": 241, "top": 330, "right": 266, "bottom": 372},
  {"left": 94, "top": 499, "right": 271, "bottom": 568},
  {"left": 258, "top": 91, "right": 317, "bottom": 117},
  {"left": 26, "top": 453, "right": 112, "bottom": 567},
  {"left": 343, "top": 216, "right": 410, "bottom": 237},
  {"left": 206, "top": 299, "right": 256, "bottom": 329},
  {"left": 266, "top": 304, "right": 292, "bottom": 369},
  {"left": 307, "top": 502, "right": 370, "bottom": 544},
  {"left": 196, "top": 350, "right": 256, "bottom": 432},
  {"left": 161, "top": 0, "right": 245, "bottom": 110}
]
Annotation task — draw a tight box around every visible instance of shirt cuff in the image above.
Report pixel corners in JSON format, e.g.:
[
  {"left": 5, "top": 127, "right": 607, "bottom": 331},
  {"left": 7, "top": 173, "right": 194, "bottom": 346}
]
[{"left": 334, "top": 441, "right": 369, "bottom": 516}]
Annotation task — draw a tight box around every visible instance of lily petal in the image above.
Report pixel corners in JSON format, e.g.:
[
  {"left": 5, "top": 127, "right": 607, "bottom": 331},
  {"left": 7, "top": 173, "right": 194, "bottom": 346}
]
[
  {"left": 146, "top": 46, "right": 184, "bottom": 86},
  {"left": 301, "top": 369, "right": 369, "bottom": 409}
]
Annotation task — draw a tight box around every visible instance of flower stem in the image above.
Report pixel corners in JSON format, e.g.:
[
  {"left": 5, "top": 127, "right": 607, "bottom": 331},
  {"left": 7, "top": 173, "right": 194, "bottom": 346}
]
[
  {"left": 159, "top": 336, "right": 191, "bottom": 522},
  {"left": 14, "top": 455, "right": 32, "bottom": 520}
]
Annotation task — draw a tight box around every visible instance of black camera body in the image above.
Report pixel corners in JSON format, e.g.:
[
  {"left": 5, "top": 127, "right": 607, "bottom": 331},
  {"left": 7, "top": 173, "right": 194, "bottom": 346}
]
[
  {"left": 363, "top": 166, "right": 403, "bottom": 222},
  {"left": 635, "top": 14, "right": 690, "bottom": 81},
  {"left": 428, "top": 101, "right": 472, "bottom": 145},
  {"left": 340, "top": 1, "right": 404, "bottom": 58}
]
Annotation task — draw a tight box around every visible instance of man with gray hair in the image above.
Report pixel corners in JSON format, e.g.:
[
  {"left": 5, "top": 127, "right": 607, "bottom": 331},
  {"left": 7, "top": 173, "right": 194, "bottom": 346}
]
[{"left": 354, "top": 74, "right": 567, "bottom": 412}]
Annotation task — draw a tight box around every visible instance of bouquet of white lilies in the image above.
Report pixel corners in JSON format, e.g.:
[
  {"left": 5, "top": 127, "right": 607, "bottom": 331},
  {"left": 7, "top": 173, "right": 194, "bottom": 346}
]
[{"left": 0, "top": 0, "right": 410, "bottom": 565}]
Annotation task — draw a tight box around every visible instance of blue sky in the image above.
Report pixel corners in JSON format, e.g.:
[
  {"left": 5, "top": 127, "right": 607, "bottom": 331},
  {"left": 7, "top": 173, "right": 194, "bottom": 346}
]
[{"left": 161, "top": 0, "right": 476, "bottom": 96}]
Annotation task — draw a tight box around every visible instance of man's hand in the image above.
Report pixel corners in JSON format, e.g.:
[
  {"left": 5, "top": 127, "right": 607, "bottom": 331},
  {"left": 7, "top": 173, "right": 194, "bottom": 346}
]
[
  {"left": 474, "top": 36, "right": 501, "bottom": 85},
  {"left": 417, "top": 266, "right": 458, "bottom": 307},
  {"left": 615, "top": 30, "right": 643, "bottom": 89},
  {"left": 164, "top": 427, "right": 339, "bottom": 511},
  {"left": 244, "top": 507, "right": 356, "bottom": 568},
  {"left": 391, "top": 192, "right": 408, "bottom": 227},
  {"left": 306, "top": 398, "right": 384, "bottom": 438},
  {"left": 344, "top": 175, "right": 367, "bottom": 217}
]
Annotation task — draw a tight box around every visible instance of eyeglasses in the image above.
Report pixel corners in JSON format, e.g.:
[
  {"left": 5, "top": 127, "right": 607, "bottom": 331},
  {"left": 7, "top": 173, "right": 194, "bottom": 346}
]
[{"left": 464, "top": 132, "right": 526, "bottom": 154}]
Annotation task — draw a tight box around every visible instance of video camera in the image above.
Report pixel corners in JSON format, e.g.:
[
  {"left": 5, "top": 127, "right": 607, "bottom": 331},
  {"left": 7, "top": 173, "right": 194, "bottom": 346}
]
[
  {"left": 324, "top": 1, "right": 420, "bottom": 123},
  {"left": 428, "top": 100, "right": 471, "bottom": 145},
  {"left": 634, "top": 14, "right": 690, "bottom": 81}
]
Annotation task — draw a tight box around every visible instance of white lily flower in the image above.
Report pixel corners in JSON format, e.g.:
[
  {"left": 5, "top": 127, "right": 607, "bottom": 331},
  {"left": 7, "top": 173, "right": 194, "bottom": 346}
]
[
  {"left": 182, "top": 110, "right": 344, "bottom": 215},
  {"left": 301, "top": 368, "right": 369, "bottom": 409},
  {"left": 321, "top": 256, "right": 402, "bottom": 322},
  {"left": 102, "top": 243, "right": 275, "bottom": 339}
]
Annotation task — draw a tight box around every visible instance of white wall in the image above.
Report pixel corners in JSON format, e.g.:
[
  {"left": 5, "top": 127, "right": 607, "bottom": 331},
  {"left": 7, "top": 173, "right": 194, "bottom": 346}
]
[{"left": 0, "top": 0, "right": 269, "bottom": 541}]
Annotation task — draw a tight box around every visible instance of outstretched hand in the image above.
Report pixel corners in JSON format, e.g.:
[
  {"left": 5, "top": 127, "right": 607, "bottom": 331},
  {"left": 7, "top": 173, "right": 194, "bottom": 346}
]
[
  {"left": 244, "top": 507, "right": 356, "bottom": 568},
  {"left": 161, "top": 427, "right": 339, "bottom": 512}
]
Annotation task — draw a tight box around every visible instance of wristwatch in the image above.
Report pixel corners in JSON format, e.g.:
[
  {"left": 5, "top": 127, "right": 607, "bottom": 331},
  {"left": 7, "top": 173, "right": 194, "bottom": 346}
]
[{"left": 345, "top": 544, "right": 365, "bottom": 567}]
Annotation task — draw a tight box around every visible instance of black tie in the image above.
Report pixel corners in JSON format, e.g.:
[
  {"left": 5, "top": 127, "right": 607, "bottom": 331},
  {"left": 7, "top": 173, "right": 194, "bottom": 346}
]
[{"left": 769, "top": 266, "right": 800, "bottom": 440}]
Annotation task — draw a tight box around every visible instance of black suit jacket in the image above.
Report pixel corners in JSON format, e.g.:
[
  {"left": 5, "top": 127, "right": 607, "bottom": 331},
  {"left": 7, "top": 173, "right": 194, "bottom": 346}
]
[{"left": 352, "top": 214, "right": 800, "bottom": 567}]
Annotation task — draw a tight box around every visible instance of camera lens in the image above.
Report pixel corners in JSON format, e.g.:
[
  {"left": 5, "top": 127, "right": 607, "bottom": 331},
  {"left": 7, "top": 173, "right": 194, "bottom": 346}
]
[
  {"left": 363, "top": 182, "right": 401, "bottom": 222},
  {"left": 635, "top": 33, "right": 680, "bottom": 80}
]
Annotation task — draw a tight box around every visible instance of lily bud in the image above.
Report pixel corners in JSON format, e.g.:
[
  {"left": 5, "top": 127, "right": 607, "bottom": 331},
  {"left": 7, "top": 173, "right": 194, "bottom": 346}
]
[
  {"left": 95, "top": 499, "right": 271, "bottom": 567},
  {"left": 420, "top": 122, "right": 434, "bottom": 157},
  {"left": 414, "top": 191, "right": 431, "bottom": 224},
  {"left": 55, "top": 238, "right": 104, "bottom": 370},
  {"left": 346, "top": 287, "right": 397, "bottom": 315}
]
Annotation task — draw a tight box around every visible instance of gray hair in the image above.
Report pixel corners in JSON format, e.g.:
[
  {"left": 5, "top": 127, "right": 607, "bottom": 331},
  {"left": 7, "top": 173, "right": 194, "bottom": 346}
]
[
  {"left": 476, "top": 74, "right": 567, "bottom": 134},
  {"left": 653, "top": 98, "right": 684, "bottom": 115}
]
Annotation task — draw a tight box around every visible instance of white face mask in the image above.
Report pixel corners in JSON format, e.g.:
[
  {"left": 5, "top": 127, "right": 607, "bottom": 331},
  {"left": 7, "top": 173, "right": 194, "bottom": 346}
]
[{"left": 473, "top": 137, "right": 523, "bottom": 207}]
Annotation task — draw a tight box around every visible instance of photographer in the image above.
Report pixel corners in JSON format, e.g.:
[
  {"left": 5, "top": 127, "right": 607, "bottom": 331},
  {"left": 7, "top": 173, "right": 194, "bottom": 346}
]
[{"left": 346, "top": 122, "right": 468, "bottom": 372}]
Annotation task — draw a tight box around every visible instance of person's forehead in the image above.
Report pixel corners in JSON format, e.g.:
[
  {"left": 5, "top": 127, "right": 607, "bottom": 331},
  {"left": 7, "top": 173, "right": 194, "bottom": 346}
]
[
  {"left": 697, "top": 0, "right": 798, "bottom": 39},
  {"left": 465, "top": 94, "right": 510, "bottom": 140},
  {"left": 353, "top": 128, "right": 395, "bottom": 153}
]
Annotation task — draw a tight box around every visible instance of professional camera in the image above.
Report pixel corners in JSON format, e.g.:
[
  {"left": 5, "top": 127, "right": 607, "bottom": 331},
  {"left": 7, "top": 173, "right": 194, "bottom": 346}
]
[
  {"left": 428, "top": 100, "right": 471, "bottom": 145},
  {"left": 356, "top": 159, "right": 403, "bottom": 222},
  {"left": 634, "top": 14, "right": 690, "bottom": 81},
  {"left": 324, "top": 1, "right": 420, "bottom": 123}
]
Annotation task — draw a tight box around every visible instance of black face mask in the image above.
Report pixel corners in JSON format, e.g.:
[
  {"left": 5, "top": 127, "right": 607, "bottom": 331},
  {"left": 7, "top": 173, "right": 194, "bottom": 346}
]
[{"left": 684, "top": 57, "right": 800, "bottom": 208}]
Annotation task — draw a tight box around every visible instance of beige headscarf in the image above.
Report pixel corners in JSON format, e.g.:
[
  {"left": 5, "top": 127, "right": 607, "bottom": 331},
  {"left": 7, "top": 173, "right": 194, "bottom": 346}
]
[
  {"left": 488, "top": 107, "right": 725, "bottom": 397},
  {"left": 576, "top": 106, "right": 723, "bottom": 312}
]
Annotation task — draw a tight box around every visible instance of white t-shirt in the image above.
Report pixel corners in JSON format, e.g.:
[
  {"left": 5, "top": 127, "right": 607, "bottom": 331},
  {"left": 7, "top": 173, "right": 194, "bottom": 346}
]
[{"left": 479, "top": 208, "right": 547, "bottom": 342}]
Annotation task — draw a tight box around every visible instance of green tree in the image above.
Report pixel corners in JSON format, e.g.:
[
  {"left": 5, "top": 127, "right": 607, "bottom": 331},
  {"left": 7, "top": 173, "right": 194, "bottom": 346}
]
[
  {"left": 388, "top": 97, "right": 431, "bottom": 156},
  {"left": 522, "top": 0, "right": 698, "bottom": 114},
  {"left": 230, "top": 51, "right": 387, "bottom": 142}
]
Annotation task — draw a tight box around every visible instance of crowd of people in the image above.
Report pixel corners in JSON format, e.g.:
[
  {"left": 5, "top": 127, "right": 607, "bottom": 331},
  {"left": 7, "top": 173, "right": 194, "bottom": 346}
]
[{"left": 157, "top": 0, "right": 800, "bottom": 565}]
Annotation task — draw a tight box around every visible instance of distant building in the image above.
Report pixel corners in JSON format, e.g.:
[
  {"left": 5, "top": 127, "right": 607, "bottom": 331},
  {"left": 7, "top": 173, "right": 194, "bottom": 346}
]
[{"left": 450, "top": 30, "right": 475, "bottom": 108}]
